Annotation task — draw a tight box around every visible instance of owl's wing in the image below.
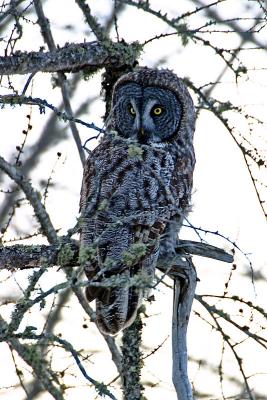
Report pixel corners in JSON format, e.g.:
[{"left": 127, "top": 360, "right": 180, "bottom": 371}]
[
  {"left": 79, "top": 155, "right": 94, "bottom": 214},
  {"left": 79, "top": 141, "right": 171, "bottom": 335},
  {"left": 159, "top": 158, "right": 194, "bottom": 259},
  {"left": 94, "top": 221, "right": 165, "bottom": 335},
  {"left": 80, "top": 155, "right": 104, "bottom": 302}
]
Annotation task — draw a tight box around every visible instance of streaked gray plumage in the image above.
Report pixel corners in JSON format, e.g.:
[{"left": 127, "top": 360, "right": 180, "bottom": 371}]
[{"left": 80, "top": 67, "right": 195, "bottom": 335}]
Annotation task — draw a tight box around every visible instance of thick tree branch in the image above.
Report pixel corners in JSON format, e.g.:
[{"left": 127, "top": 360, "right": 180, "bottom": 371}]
[
  {"left": 0, "top": 239, "right": 233, "bottom": 271},
  {"left": 172, "top": 259, "right": 197, "bottom": 400},
  {"left": 0, "top": 40, "right": 142, "bottom": 76},
  {"left": 176, "top": 240, "right": 233, "bottom": 263},
  {"left": 0, "top": 242, "right": 76, "bottom": 270},
  {"left": 121, "top": 312, "right": 144, "bottom": 400}
]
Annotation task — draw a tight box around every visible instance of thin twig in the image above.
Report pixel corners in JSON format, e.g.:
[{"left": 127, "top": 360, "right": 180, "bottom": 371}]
[
  {"left": 0, "top": 315, "right": 64, "bottom": 400},
  {"left": 0, "top": 94, "right": 104, "bottom": 133},
  {"left": 0, "top": 155, "right": 57, "bottom": 244},
  {"left": 33, "top": 0, "right": 86, "bottom": 165}
]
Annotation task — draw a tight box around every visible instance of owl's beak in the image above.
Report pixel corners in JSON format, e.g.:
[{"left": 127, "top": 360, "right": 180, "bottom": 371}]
[
  {"left": 138, "top": 127, "right": 149, "bottom": 144},
  {"left": 139, "top": 127, "right": 145, "bottom": 136}
]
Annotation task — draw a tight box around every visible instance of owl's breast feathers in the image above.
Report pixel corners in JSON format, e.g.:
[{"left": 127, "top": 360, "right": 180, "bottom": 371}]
[
  {"left": 80, "top": 137, "right": 193, "bottom": 217},
  {"left": 79, "top": 136, "right": 194, "bottom": 335}
]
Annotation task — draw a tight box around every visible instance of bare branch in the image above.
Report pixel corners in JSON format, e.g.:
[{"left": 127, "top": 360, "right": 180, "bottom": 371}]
[
  {"left": 0, "top": 155, "right": 58, "bottom": 244},
  {"left": 0, "top": 315, "right": 118, "bottom": 400},
  {"left": 0, "top": 315, "right": 64, "bottom": 400},
  {"left": 192, "top": 0, "right": 267, "bottom": 49},
  {"left": 0, "top": 0, "right": 29, "bottom": 24},
  {"left": 0, "top": 94, "right": 104, "bottom": 132},
  {"left": 0, "top": 75, "right": 83, "bottom": 237},
  {"left": 172, "top": 259, "right": 197, "bottom": 400},
  {"left": 33, "top": 0, "right": 85, "bottom": 165},
  {"left": 196, "top": 295, "right": 267, "bottom": 349},
  {"left": 75, "top": 0, "right": 109, "bottom": 42},
  {"left": 185, "top": 78, "right": 267, "bottom": 219},
  {"left": 197, "top": 302, "right": 256, "bottom": 399}
]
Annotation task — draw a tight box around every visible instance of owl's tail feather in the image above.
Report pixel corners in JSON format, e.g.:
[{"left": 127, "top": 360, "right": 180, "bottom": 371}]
[
  {"left": 84, "top": 261, "right": 130, "bottom": 303},
  {"left": 85, "top": 285, "right": 103, "bottom": 303},
  {"left": 95, "top": 270, "right": 142, "bottom": 336},
  {"left": 96, "top": 293, "right": 140, "bottom": 336}
]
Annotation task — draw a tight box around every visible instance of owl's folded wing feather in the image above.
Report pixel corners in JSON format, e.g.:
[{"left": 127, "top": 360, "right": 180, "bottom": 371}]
[{"left": 79, "top": 155, "right": 104, "bottom": 302}]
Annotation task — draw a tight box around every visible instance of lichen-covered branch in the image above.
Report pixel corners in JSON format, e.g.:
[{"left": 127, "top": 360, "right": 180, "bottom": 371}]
[
  {"left": 0, "top": 94, "right": 104, "bottom": 133},
  {"left": 121, "top": 312, "right": 144, "bottom": 400},
  {"left": 0, "top": 239, "right": 233, "bottom": 271},
  {"left": 75, "top": 0, "right": 109, "bottom": 42},
  {"left": 0, "top": 40, "right": 142, "bottom": 76},
  {"left": 0, "top": 315, "right": 118, "bottom": 400},
  {"left": 0, "top": 315, "right": 64, "bottom": 400},
  {"left": 0, "top": 242, "right": 78, "bottom": 270}
]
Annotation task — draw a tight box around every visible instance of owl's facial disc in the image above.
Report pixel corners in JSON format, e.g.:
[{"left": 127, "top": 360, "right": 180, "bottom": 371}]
[
  {"left": 138, "top": 99, "right": 166, "bottom": 143},
  {"left": 113, "top": 83, "right": 182, "bottom": 144}
]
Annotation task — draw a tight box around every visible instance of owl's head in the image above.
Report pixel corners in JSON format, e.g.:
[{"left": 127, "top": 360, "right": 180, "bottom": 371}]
[{"left": 108, "top": 67, "right": 195, "bottom": 146}]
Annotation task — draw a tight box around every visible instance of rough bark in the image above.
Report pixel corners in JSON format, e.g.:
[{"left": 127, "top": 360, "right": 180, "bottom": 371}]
[
  {"left": 172, "top": 259, "right": 197, "bottom": 400},
  {"left": 0, "top": 239, "right": 233, "bottom": 271},
  {"left": 0, "top": 40, "right": 142, "bottom": 75},
  {"left": 121, "top": 312, "right": 144, "bottom": 400}
]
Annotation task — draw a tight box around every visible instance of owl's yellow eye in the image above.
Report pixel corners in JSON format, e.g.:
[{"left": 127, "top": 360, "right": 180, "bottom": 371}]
[
  {"left": 152, "top": 106, "right": 164, "bottom": 116},
  {"left": 128, "top": 106, "right": 136, "bottom": 116}
]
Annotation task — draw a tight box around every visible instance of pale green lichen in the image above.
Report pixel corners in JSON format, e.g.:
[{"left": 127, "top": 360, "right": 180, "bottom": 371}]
[
  {"left": 122, "top": 242, "right": 147, "bottom": 266},
  {"left": 98, "top": 198, "right": 109, "bottom": 211},
  {"left": 132, "top": 271, "right": 152, "bottom": 288},
  {"left": 57, "top": 244, "right": 75, "bottom": 266},
  {"left": 79, "top": 244, "right": 97, "bottom": 265},
  {"left": 109, "top": 130, "right": 119, "bottom": 138},
  {"left": 102, "top": 40, "right": 143, "bottom": 65},
  {"left": 98, "top": 270, "right": 151, "bottom": 290},
  {"left": 102, "top": 256, "right": 116, "bottom": 269},
  {"left": 23, "top": 343, "right": 43, "bottom": 364},
  {"left": 127, "top": 144, "right": 143, "bottom": 159}
]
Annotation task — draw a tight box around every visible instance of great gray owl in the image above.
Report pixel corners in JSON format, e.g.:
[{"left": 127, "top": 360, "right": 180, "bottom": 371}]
[{"left": 80, "top": 67, "right": 195, "bottom": 335}]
